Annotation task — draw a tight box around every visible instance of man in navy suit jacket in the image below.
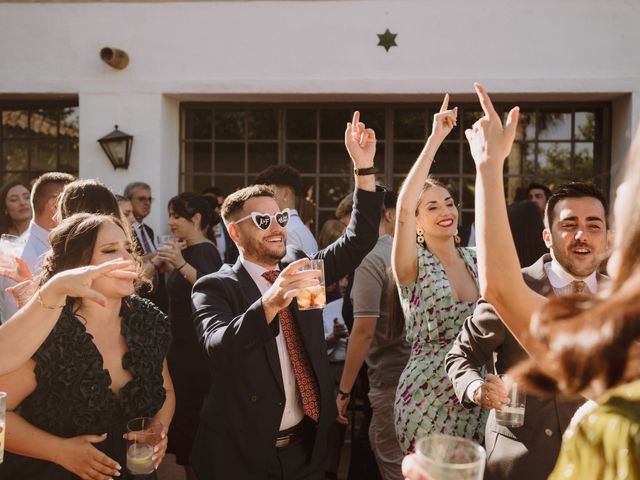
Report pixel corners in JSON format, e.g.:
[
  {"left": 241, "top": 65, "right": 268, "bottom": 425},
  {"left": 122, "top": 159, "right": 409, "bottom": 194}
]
[{"left": 191, "top": 114, "right": 383, "bottom": 479}]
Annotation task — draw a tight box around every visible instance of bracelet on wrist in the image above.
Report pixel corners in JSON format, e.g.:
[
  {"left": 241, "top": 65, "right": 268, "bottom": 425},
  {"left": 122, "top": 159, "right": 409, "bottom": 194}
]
[
  {"left": 338, "top": 389, "right": 351, "bottom": 400},
  {"left": 37, "top": 290, "right": 66, "bottom": 310},
  {"left": 176, "top": 261, "right": 188, "bottom": 271}
]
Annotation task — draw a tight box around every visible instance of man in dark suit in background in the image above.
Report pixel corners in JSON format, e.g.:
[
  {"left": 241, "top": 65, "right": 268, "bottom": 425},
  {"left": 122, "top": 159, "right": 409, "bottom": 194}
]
[
  {"left": 190, "top": 113, "right": 383, "bottom": 479},
  {"left": 124, "top": 181, "right": 167, "bottom": 312},
  {"left": 445, "top": 183, "right": 609, "bottom": 480}
]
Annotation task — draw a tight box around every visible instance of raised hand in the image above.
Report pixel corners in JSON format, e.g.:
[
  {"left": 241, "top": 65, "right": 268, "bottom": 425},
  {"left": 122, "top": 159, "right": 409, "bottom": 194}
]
[
  {"left": 345, "top": 111, "right": 376, "bottom": 168},
  {"left": 430, "top": 94, "right": 458, "bottom": 142},
  {"left": 472, "top": 374, "right": 510, "bottom": 410},
  {"left": 41, "top": 258, "right": 138, "bottom": 307},
  {"left": 55, "top": 433, "right": 121, "bottom": 479},
  {"left": 0, "top": 257, "right": 32, "bottom": 283},
  {"left": 465, "top": 83, "right": 519, "bottom": 168}
]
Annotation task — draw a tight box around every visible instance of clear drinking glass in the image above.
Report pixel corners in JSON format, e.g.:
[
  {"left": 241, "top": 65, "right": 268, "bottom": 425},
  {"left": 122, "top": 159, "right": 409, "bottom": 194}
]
[
  {"left": 495, "top": 374, "right": 526, "bottom": 427},
  {"left": 416, "top": 434, "right": 486, "bottom": 480},
  {"left": 0, "top": 392, "right": 7, "bottom": 464},
  {"left": 126, "top": 417, "right": 162, "bottom": 475},
  {"left": 156, "top": 235, "right": 175, "bottom": 249},
  {"left": 296, "top": 259, "right": 326, "bottom": 310},
  {"left": 0, "top": 235, "right": 25, "bottom": 272}
]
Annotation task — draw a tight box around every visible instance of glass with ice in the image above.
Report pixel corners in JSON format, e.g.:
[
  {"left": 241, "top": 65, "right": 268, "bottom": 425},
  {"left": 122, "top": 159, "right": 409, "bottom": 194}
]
[
  {"left": 156, "top": 234, "right": 175, "bottom": 248},
  {"left": 126, "top": 417, "right": 162, "bottom": 475},
  {"left": 296, "top": 259, "right": 326, "bottom": 310},
  {"left": 0, "top": 392, "right": 6, "bottom": 464},
  {"left": 416, "top": 434, "right": 486, "bottom": 480},
  {"left": 495, "top": 374, "right": 526, "bottom": 428},
  {"left": 0, "top": 235, "right": 25, "bottom": 272}
]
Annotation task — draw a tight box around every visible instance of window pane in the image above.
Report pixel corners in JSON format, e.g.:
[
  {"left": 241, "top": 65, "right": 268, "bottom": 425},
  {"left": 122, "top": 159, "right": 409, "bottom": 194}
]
[
  {"left": 185, "top": 109, "right": 212, "bottom": 140},
  {"left": 3, "top": 141, "right": 29, "bottom": 171},
  {"left": 215, "top": 110, "right": 245, "bottom": 140},
  {"left": 2, "top": 172, "right": 32, "bottom": 185},
  {"left": 31, "top": 141, "right": 58, "bottom": 172},
  {"left": 2, "top": 111, "right": 30, "bottom": 138},
  {"left": 185, "top": 142, "right": 212, "bottom": 173},
  {"left": 394, "top": 109, "right": 425, "bottom": 140},
  {"left": 319, "top": 143, "right": 351, "bottom": 174},
  {"left": 504, "top": 142, "right": 535, "bottom": 176},
  {"left": 575, "top": 143, "right": 594, "bottom": 177},
  {"left": 191, "top": 175, "right": 213, "bottom": 193},
  {"left": 509, "top": 110, "right": 536, "bottom": 142},
  {"left": 575, "top": 112, "right": 597, "bottom": 141},
  {"left": 320, "top": 109, "right": 351, "bottom": 140},
  {"left": 215, "top": 143, "right": 244, "bottom": 173},
  {"left": 60, "top": 107, "right": 79, "bottom": 140},
  {"left": 393, "top": 142, "right": 422, "bottom": 174},
  {"left": 286, "top": 143, "right": 315, "bottom": 173},
  {"left": 461, "top": 178, "right": 475, "bottom": 211},
  {"left": 538, "top": 111, "right": 571, "bottom": 140},
  {"left": 538, "top": 142, "right": 571, "bottom": 176},
  {"left": 31, "top": 109, "right": 58, "bottom": 139},
  {"left": 59, "top": 140, "right": 79, "bottom": 171},
  {"left": 358, "top": 108, "right": 385, "bottom": 140},
  {"left": 248, "top": 142, "right": 277, "bottom": 172},
  {"left": 462, "top": 109, "right": 483, "bottom": 130},
  {"left": 319, "top": 177, "right": 351, "bottom": 209},
  {"left": 286, "top": 109, "right": 316, "bottom": 140},
  {"left": 213, "top": 176, "right": 246, "bottom": 196},
  {"left": 431, "top": 141, "right": 459, "bottom": 175},
  {"left": 374, "top": 141, "right": 385, "bottom": 173},
  {"left": 247, "top": 109, "right": 277, "bottom": 140}
]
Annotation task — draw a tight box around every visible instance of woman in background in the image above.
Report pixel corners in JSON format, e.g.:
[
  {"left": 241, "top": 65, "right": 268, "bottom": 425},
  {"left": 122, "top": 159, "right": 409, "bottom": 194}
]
[
  {"left": 0, "top": 180, "right": 31, "bottom": 236},
  {"left": 158, "top": 192, "right": 221, "bottom": 480}
]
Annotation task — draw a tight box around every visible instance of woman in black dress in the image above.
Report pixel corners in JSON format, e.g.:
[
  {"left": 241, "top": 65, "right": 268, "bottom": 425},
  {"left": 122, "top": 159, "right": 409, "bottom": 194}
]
[
  {"left": 156, "top": 192, "right": 222, "bottom": 480},
  {"left": 0, "top": 213, "right": 175, "bottom": 479}
]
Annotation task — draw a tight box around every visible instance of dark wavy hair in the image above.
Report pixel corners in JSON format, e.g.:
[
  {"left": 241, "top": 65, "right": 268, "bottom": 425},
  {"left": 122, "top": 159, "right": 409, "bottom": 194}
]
[
  {"left": 0, "top": 180, "right": 30, "bottom": 235},
  {"left": 168, "top": 192, "right": 218, "bottom": 243},
  {"left": 57, "top": 179, "right": 122, "bottom": 222}
]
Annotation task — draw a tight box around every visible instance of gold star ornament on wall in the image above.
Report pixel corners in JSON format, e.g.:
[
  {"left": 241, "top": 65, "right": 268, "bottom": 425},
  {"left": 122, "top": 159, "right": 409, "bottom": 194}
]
[{"left": 377, "top": 29, "right": 398, "bottom": 52}]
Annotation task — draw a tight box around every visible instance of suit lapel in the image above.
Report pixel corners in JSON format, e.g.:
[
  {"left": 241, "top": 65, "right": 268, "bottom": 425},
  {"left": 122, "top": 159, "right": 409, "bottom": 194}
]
[
  {"left": 522, "top": 254, "right": 554, "bottom": 298},
  {"left": 232, "top": 259, "right": 285, "bottom": 395}
]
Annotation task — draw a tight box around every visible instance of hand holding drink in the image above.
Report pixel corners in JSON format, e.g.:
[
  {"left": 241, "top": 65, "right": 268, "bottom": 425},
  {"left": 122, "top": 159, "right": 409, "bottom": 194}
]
[
  {"left": 125, "top": 417, "right": 164, "bottom": 474},
  {"left": 0, "top": 235, "right": 25, "bottom": 273},
  {"left": 295, "top": 259, "right": 326, "bottom": 310}
]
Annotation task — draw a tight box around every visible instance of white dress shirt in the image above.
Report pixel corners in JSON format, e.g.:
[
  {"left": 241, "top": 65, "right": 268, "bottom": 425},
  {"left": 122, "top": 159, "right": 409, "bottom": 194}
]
[
  {"left": 20, "top": 221, "right": 50, "bottom": 276},
  {"left": 286, "top": 209, "right": 318, "bottom": 256},
  {"left": 466, "top": 254, "right": 600, "bottom": 403},
  {"left": 212, "top": 223, "right": 227, "bottom": 261},
  {"left": 240, "top": 257, "right": 305, "bottom": 430},
  {"left": 133, "top": 221, "right": 157, "bottom": 254},
  {"left": 322, "top": 297, "right": 347, "bottom": 362}
]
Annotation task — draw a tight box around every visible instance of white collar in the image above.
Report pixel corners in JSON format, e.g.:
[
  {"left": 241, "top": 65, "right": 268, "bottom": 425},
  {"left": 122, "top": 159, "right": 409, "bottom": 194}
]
[
  {"left": 545, "top": 252, "right": 598, "bottom": 294},
  {"left": 240, "top": 256, "right": 274, "bottom": 278}
]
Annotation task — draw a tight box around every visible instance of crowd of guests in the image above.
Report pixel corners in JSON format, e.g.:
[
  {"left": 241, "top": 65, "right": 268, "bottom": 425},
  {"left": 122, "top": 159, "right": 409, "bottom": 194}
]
[{"left": 0, "top": 86, "right": 638, "bottom": 480}]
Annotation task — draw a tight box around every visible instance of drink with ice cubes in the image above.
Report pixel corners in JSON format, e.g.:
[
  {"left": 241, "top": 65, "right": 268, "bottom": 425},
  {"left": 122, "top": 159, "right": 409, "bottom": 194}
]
[
  {"left": 495, "top": 404, "right": 526, "bottom": 428},
  {"left": 126, "top": 443, "right": 154, "bottom": 474},
  {"left": 296, "top": 259, "right": 326, "bottom": 310}
]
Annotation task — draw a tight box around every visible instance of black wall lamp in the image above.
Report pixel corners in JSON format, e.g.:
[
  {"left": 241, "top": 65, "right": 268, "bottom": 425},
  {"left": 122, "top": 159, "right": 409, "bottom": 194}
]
[{"left": 98, "top": 125, "right": 133, "bottom": 170}]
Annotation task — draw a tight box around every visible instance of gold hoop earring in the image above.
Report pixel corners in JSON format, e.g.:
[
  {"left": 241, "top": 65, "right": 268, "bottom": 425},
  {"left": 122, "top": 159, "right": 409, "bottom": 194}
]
[{"left": 454, "top": 229, "right": 461, "bottom": 246}]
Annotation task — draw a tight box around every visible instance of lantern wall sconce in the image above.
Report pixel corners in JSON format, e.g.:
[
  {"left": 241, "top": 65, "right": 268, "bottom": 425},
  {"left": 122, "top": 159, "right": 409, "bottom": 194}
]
[
  {"left": 100, "top": 47, "right": 130, "bottom": 70},
  {"left": 98, "top": 125, "right": 133, "bottom": 170}
]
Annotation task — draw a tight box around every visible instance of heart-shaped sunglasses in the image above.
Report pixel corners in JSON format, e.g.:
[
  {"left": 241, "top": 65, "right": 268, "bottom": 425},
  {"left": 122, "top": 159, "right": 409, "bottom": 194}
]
[{"left": 230, "top": 208, "right": 290, "bottom": 231}]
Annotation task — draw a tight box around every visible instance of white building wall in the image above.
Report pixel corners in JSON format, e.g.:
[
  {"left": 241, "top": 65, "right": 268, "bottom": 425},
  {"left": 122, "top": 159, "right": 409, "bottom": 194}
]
[{"left": 1, "top": 0, "right": 639, "bottom": 230}]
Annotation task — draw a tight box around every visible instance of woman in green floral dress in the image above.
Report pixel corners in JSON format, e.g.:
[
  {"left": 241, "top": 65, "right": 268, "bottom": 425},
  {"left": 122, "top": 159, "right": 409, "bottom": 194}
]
[{"left": 391, "top": 95, "right": 487, "bottom": 453}]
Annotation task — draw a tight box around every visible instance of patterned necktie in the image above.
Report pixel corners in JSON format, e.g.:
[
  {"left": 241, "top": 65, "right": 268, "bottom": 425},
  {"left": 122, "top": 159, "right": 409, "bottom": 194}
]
[
  {"left": 262, "top": 270, "right": 320, "bottom": 422},
  {"left": 572, "top": 280, "right": 587, "bottom": 294},
  {"left": 137, "top": 224, "right": 153, "bottom": 255}
]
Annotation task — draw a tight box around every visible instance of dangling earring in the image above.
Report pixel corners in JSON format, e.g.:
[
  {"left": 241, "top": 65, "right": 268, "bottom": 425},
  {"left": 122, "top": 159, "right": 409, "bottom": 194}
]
[
  {"left": 416, "top": 226, "right": 426, "bottom": 248},
  {"left": 454, "top": 229, "right": 461, "bottom": 246}
]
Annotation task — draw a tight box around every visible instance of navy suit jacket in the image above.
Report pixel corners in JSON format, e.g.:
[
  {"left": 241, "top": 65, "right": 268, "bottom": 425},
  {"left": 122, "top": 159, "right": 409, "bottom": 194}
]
[{"left": 190, "top": 187, "right": 384, "bottom": 479}]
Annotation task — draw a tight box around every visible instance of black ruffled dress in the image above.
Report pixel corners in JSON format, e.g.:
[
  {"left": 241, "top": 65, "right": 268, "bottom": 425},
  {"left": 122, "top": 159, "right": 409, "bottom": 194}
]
[{"left": 0, "top": 296, "right": 171, "bottom": 480}]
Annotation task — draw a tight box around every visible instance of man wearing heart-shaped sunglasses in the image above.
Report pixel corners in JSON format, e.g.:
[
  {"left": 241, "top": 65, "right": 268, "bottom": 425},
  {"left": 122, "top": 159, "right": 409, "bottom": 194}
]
[{"left": 190, "top": 112, "right": 385, "bottom": 480}]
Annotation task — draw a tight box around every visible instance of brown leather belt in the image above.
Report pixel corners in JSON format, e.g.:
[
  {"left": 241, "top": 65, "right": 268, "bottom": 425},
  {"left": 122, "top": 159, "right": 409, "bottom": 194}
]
[{"left": 275, "top": 421, "right": 305, "bottom": 448}]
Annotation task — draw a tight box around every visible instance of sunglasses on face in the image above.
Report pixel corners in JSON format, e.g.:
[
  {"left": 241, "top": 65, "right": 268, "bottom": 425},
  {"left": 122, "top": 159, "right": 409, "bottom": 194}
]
[{"left": 232, "top": 208, "right": 290, "bottom": 231}]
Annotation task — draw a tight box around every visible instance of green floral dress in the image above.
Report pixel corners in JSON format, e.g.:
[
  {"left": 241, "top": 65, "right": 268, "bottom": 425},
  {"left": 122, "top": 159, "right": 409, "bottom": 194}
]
[
  {"left": 394, "top": 245, "right": 488, "bottom": 453},
  {"left": 550, "top": 379, "right": 640, "bottom": 480}
]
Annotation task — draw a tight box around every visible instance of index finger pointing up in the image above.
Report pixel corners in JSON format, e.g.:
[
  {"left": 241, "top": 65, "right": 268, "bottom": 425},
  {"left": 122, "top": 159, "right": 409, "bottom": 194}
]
[
  {"left": 439, "top": 93, "right": 450, "bottom": 113},
  {"left": 352, "top": 111, "right": 360, "bottom": 130},
  {"left": 474, "top": 83, "right": 498, "bottom": 119}
]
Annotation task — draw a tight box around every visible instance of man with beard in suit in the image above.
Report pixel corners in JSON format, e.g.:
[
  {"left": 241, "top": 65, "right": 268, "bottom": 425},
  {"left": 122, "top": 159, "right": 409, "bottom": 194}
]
[{"left": 190, "top": 112, "right": 384, "bottom": 479}]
